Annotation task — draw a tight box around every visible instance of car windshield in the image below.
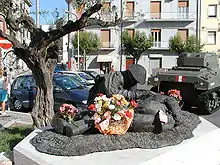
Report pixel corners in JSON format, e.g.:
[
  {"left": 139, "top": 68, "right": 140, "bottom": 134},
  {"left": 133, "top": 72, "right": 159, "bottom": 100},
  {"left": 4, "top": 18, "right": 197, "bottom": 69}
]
[
  {"left": 14, "top": 75, "right": 36, "bottom": 90},
  {"left": 69, "top": 74, "right": 86, "bottom": 84},
  {"left": 54, "top": 76, "right": 83, "bottom": 90},
  {"left": 78, "top": 72, "right": 93, "bottom": 80}
]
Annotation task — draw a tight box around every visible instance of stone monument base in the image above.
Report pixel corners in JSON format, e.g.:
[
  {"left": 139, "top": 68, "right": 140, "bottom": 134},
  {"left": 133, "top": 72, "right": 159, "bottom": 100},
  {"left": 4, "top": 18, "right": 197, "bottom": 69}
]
[{"left": 14, "top": 118, "right": 220, "bottom": 165}]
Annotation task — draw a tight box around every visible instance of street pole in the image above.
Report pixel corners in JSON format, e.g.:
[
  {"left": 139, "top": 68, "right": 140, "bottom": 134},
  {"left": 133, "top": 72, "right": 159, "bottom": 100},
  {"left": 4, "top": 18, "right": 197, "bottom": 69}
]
[
  {"left": 67, "top": 2, "right": 71, "bottom": 70},
  {"left": 120, "top": 0, "right": 123, "bottom": 71},
  {"left": 77, "top": 29, "right": 80, "bottom": 70},
  {"left": 36, "top": 0, "right": 39, "bottom": 27}
]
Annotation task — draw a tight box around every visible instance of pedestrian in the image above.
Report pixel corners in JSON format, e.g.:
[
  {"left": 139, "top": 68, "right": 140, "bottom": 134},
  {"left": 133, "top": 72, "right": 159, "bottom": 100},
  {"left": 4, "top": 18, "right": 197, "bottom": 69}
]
[{"left": 0, "top": 71, "right": 8, "bottom": 115}]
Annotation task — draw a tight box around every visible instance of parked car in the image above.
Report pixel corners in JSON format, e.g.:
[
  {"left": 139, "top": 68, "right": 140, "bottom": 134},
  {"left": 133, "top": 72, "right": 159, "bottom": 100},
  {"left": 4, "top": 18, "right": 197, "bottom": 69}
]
[
  {"left": 57, "top": 72, "right": 88, "bottom": 88},
  {"left": 82, "top": 70, "right": 99, "bottom": 80},
  {"left": 8, "top": 74, "right": 89, "bottom": 112},
  {"left": 54, "top": 63, "right": 68, "bottom": 73},
  {"left": 57, "top": 71, "right": 95, "bottom": 87}
]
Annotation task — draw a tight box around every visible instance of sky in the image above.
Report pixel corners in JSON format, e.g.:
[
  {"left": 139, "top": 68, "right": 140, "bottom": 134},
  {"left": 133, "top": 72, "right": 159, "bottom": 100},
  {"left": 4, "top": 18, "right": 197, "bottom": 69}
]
[{"left": 30, "top": 0, "right": 68, "bottom": 25}]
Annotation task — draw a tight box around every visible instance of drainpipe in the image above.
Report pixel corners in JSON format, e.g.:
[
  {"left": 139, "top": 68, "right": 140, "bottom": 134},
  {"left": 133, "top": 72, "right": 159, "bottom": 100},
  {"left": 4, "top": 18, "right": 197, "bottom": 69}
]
[{"left": 196, "top": 0, "right": 201, "bottom": 40}]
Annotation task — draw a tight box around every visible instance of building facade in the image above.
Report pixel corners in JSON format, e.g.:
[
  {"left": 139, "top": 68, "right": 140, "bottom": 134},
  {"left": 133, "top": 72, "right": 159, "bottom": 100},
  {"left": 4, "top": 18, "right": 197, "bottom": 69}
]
[
  {"left": 0, "top": 0, "right": 32, "bottom": 72},
  {"left": 199, "top": 0, "right": 220, "bottom": 54},
  {"left": 59, "top": 0, "right": 199, "bottom": 79},
  {"left": 70, "top": 0, "right": 198, "bottom": 78}
]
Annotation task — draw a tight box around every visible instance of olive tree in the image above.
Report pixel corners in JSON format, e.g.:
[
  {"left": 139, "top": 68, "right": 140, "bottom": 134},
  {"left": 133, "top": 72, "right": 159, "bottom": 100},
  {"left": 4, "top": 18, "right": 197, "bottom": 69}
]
[
  {"left": 72, "top": 31, "right": 100, "bottom": 69},
  {"left": 0, "top": 0, "right": 120, "bottom": 127},
  {"left": 169, "top": 34, "right": 204, "bottom": 54},
  {"left": 122, "top": 30, "right": 153, "bottom": 63}
]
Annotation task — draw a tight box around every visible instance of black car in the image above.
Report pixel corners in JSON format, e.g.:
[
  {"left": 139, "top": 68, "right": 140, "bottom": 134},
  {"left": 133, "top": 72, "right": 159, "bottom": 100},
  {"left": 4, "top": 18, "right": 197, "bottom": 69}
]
[{"left": 9, "top": 74, "right": 89, "bottom": 112}]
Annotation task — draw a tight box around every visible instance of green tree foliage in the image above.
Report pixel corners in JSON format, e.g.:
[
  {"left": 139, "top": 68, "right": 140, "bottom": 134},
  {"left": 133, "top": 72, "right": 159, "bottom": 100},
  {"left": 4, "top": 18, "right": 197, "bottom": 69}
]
[
  {"left": 122, "top": 30, "right": 153, "bottom": 63},
  {"left": 169, "top": 34, "right": 204, "bottom": 54},
  {"left": 72, "top": 31, "right": 100, "bottom": 55}
]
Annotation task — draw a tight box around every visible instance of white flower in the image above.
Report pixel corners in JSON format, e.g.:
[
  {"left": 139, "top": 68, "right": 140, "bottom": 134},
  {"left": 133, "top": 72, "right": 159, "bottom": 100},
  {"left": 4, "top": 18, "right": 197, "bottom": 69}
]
[
  {"left": 102, "top": 95, "right": 109, "bottom": 102},
  {"left": 96, "top": 107, "right": 102, "bottom": 112},
  {"left": 113, "top": 113, "right": 121, "bottom": 121},
  {"left": 95, "top": 103, "right": 102, "bottom": 109},
  {"left": 94, "top": 96, "right": 102, "bottom": 102},
  {"left": 109, "top": 104, "right": 115, "bottom": 110}
]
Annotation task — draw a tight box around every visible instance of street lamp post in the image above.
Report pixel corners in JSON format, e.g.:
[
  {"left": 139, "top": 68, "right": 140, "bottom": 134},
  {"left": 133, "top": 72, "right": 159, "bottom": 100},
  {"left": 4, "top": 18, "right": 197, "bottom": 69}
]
[
  {"left": 36, "top": 0, "right": 39, "bottom": 27},
  {"left": 120, "top": 0, "right": 123, "bottom": 71},
  {"left": 65, "top": 10, "right": 80, "bottom": 70}
]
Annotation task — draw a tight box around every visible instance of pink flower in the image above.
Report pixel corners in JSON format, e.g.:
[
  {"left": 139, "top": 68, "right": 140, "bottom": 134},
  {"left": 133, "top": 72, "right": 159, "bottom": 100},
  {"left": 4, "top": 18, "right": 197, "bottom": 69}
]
[{"left": 116, "top": 101, "right": 121, "bottom": 106}]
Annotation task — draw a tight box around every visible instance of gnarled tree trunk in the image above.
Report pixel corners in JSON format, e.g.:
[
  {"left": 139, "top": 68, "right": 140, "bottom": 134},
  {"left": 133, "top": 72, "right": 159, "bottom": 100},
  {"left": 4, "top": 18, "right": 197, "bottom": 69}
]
[{"left": 20, "top": 48, "right": 57, "bottom": 127}]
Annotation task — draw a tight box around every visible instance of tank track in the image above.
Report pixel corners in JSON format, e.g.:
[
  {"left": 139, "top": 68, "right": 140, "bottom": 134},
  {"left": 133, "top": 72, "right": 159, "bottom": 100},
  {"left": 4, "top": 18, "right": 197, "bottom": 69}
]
[{"left": 197, "top": 86, "right": 220, "bottom": 114}]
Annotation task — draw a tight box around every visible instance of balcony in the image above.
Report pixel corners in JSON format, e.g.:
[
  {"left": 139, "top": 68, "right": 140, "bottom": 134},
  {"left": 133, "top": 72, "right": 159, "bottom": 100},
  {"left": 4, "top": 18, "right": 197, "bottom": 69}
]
[
  {"left": 100, "top": 42, "right": 117, "bottom": 50},
  {"left": 144, "top": 12, "right": 195, "bottom": 22},
  {"left": 151, "top": 41, "right": 169, "bottom": 50}
]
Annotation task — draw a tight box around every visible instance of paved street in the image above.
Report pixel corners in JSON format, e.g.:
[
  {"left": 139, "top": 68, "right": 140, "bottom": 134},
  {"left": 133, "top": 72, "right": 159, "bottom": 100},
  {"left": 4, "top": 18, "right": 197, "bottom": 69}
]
[{"left": 203, "top": 109, "right": 220, "bottom": 128}]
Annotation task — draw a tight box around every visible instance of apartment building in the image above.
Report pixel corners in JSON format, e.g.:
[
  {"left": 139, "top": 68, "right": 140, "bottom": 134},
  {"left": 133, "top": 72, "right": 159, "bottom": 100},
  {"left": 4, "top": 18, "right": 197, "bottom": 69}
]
[
  {"left": 199, "top": 0, "right": 220, "bottom": 54},
  {"left": 67, "top": 1, "right": 198, "bottom": 77},
  {"left": 0, "top": 0, "right": 32, "bottom": 70}
]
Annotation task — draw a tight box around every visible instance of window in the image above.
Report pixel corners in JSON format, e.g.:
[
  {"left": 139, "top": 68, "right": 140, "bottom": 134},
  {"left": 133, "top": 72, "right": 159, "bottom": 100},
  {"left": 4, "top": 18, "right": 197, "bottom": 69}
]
[
  {"left": 126, "top": 1, "right": 134, "bottom": 18},
  {"left": 178, "top": 1, "right": 189, "bottom": 18},
  {"left": 100, "top": 29, "right": 110, "bottom": 48},
  {"left": 151, "top": 29, "right": 161, "bottom": 47},
  {"left": 149, "top": 58, "right": 162, "bottom": 76},
  {"left": 127, "top": 29, "right": 135, "bottom": 38},
  {"left": 207, "top": 31, "right": 216, "bottom": 45},
  {"left": 208, "top": 5, "right": 217, "bottom": 18},
  {"left": 178, "top": 1, "right": 189, "bottom": 7},
  {"left": 178, "top": 29, "right": 188, "bottom": 41},
  {"left": 150, "top": 1, "right": 161, "bottom": 19}
]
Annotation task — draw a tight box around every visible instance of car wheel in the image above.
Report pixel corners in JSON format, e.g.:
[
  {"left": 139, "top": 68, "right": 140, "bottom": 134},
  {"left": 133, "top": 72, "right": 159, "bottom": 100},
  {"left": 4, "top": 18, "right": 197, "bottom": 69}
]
[{"left": 14, "top": 99, "right": 22, "bottom": 111}]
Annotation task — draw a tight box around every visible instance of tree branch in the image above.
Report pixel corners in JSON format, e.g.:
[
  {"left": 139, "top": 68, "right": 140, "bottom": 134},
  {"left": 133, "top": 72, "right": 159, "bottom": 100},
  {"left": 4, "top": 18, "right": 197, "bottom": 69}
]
[
  {"left": 5, "top": 14, "right": 36, "bottom": 33},
  {"left": 47, "top": 3, "right": 103, "bottom": 43},
  {"left": 86, "top": 17, "right": 122, "bottom": 27},
  {"left": 0, "top": 30, "right": 22, "bottom": 48}
]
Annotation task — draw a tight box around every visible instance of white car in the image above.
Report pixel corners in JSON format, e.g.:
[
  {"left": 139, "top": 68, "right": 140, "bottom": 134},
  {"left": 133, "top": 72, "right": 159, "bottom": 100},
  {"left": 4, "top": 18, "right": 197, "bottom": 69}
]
[{"left": 57, "top": 71, "right": 95, "bottom": 87}]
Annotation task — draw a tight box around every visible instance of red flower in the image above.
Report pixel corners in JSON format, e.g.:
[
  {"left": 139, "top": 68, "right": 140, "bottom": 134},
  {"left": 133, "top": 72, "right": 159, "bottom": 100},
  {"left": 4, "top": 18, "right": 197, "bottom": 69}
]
[
  {"left": 125, "top": 110, "right": 133, "bottom": 118},
  {"left": 88, "top": 104, "right": 96, "bottom": 111},
  {"left": 130, "top": 100, "right": 137, "bottom": 107},
  {"left": 116, "top": 101, "right": 121, "bottom": 106},
  {"left": 97, "top": 93, "right": 104, "bottom": 96}
]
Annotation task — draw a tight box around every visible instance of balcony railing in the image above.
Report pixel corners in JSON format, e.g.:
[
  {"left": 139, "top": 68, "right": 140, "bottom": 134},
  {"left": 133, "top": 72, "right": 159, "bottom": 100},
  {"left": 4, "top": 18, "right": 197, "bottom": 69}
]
[
  {"left": 152, "top": 41, "right": 169, "bottom": 49},
  {"left": 145, "top": 12, "right": 195, "bottom": 21},
  {"left": 100, "top": 42, "right": 117, "bottom": 49}
]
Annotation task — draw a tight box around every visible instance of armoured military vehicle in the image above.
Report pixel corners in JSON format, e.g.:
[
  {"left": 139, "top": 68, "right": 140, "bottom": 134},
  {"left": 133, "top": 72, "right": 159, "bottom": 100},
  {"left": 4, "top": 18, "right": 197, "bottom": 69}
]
[{"left": 148, "top": 52, "right": 220, "bottom": 114}]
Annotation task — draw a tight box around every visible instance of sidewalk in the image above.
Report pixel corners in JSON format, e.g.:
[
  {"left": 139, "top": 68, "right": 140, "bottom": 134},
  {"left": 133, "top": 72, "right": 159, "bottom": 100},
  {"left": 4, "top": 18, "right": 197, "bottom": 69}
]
[
  {"left": 0, "top": 111, "right": 32, "bottom": 130},
  {"left": 0, "top": 111, "right": 33, "bottom": 165}
]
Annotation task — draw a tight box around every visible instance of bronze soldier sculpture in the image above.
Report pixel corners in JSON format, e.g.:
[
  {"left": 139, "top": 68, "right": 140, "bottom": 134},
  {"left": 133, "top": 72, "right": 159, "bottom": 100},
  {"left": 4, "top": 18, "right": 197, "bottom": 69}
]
[{"left": 52, "top": 64, "right": 182, "bottom": 136}]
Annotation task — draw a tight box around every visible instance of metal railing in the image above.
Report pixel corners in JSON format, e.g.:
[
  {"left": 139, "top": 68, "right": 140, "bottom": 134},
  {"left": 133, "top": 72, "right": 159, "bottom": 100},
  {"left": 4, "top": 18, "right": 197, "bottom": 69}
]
[
  {"left": 152, "top": 41, "right": 169, "bottom": 49},
  {"left": 145, "top": 11, "right": 195, "bottom": 20},
  {"left": 100, "top": 42, "right": 117, "bottom": 49}
]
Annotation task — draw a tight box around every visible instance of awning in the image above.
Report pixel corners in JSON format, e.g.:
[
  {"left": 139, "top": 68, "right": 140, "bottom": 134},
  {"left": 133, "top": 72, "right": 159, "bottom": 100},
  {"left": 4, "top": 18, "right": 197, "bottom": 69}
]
[
  {"left": 97, "top": 55, "right": 112, "bottom": 62},
  {"left": 0, "top": 37, "right": 12, "bottom": 49}
]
